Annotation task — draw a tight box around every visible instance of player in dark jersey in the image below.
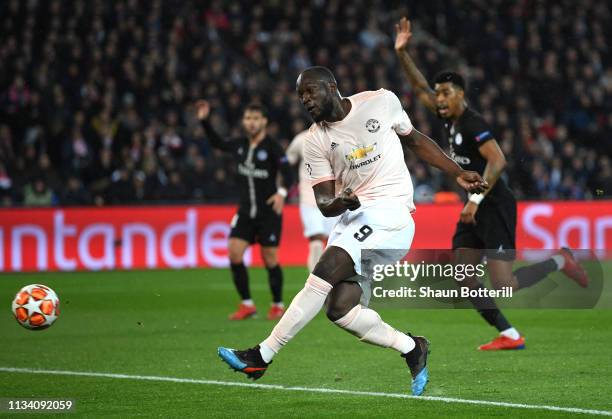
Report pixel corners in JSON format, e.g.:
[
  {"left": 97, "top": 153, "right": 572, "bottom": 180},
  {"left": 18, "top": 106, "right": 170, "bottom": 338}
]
[
  {"left": 395, "top": 17, "right": 588, "bottom": 350},
  {"left": 196, "top": 100, "right": 293, "bottom": 321}
]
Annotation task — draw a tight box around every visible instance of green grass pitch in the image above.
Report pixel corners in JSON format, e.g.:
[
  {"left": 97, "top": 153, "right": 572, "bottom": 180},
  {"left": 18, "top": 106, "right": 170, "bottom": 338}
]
[{"left": 1, "top": 266, "right": 611, "bottom": 418}]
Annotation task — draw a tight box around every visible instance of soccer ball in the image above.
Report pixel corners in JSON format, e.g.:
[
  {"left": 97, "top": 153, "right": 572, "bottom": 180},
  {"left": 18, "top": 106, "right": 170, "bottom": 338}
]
[{"left": 12, "top": 284, "right": 60, "bottom": 330}]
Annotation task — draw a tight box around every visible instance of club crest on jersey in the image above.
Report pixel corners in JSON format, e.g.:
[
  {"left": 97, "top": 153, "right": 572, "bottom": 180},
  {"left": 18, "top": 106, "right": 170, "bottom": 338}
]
[
  {"left": 257, "top": 150, "right": 268, "bottom": 161},
  {"left": 365, "top": 119, "right": 380, "bottom": 133},
  {"left": 454, "top": 133, "right": 463, "bottom": 145},
  {"left": 345, "top": 143, "right": 377, "bottom": 161}
]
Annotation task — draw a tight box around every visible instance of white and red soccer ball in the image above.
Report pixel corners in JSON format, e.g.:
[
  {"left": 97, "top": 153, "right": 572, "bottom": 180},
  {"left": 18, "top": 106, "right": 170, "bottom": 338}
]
[{"left": 12, "top": 284, "right": 60, "bottom": 330}]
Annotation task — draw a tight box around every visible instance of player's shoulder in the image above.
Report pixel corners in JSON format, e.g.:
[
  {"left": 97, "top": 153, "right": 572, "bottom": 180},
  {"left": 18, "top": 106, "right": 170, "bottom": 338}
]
[
  {"left": 462, "top": 107, "right": 489, "bottom": 126},
  {"left": 305, "top": 124, "right": 316, "bottom": 135},
  {"left": 263, "top": 135, "right": 284, "bottom": 152},
  {"left": 462, "top": 108, "right": 495, "bottom": 142},
  {"left": 349, "top": 88, "right": 389, "bottom": 103},
  {"left": 303, "top": 125, "right": 324, "bottom": 150},
  {"left": 293, "top": 129, "right": 310, "bottom": 141}
]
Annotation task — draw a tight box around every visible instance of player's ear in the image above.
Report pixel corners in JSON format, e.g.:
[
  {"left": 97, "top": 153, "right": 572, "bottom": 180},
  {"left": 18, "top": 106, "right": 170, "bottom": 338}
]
[
  {"left": 328, "top": 82, "right": 338, "bottom": 94},
  {"left": 456, "top": 88, "right": 465, "bottom": 100}
]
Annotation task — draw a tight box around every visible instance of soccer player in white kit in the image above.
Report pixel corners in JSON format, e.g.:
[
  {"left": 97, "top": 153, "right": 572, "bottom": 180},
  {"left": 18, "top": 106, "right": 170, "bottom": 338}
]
[
  {"left": 218, "top": 66, "right": 487, "bottom": 396},
  {"left": 286, "top": 129, "right": 339, "bottom": 271}
]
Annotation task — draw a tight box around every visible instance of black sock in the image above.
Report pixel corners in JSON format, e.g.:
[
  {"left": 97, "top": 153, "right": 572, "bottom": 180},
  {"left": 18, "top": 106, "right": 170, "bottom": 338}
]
[
  {"left": 467, "top": 284, "right": 512, "bottom": 332},
  {"left": 514, "top": 259, "right": 558, "bottom": 290},
  {"left": 230, "top": 263, "right": 250, "bottom": 300},
  {"left": 266, "top": 265, "right": 283, "bottom": 303}
]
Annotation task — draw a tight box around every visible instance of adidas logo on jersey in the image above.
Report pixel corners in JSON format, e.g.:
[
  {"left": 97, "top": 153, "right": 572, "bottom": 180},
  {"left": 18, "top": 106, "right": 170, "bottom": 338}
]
[{"left": 331, "top": 142, "right": 339, "bottom": 150}]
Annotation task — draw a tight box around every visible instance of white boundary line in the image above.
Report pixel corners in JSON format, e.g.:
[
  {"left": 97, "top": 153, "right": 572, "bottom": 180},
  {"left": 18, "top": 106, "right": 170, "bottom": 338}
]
[{"left": 1, "top": 367, "right": 610, "bottom": 416}]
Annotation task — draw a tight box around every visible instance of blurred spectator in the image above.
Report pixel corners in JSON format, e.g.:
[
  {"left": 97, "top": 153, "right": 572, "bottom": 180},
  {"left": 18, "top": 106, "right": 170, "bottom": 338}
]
[
  {"left": 60, "top": 176, "right": 91, "bottom": 206},
  {"left": 0, "top": 0, "right": 609, "bottom": 207},
  {"left": 159, "top": 171, "right": 189, "bottom": 202},
  {"left": 23, "top": 178, "right": 54, "bottom": 207},
  {"left": 107, "top": 169, "right": 134, "bottom": 204}
]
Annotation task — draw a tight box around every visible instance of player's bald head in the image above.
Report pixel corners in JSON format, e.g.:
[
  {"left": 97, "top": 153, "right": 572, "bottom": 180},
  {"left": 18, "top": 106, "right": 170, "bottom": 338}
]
[
  {"left": 296, "top": 66, "right": 341, "bottom": 123},
  {"left": 297, "top": 66, "right": 337, "bottom": 86}
]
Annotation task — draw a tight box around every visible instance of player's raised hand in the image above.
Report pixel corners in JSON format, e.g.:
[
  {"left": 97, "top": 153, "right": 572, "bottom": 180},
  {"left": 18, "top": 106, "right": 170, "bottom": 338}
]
[
  {"left": 340, "top": 188, "right": 361, "bottom": 211},
  {"left": 394, "top": 17, "right": 413, "bottom": 52},
  {"left": 266, "top": 192, "right": 285, "bottom": 215},
  {"left": 195, "top": 100, "right": 211, "bottom": 121},
  {"left": 456, "top": 171, "right": 488, "bottom": 194}
]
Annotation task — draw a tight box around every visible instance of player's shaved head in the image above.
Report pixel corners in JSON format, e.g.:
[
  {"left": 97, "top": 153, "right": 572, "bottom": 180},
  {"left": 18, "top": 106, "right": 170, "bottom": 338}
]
[
  {"left": 296, "top": 66, "right": 344, "bottom": 123},
  {"left": 298, "top": 66, "right": 337, "bottom": 84}
]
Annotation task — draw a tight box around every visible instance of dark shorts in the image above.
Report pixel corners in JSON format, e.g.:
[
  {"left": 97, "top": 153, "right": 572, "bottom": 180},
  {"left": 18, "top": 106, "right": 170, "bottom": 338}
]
[
  {"left": 452, "top": 196, "right": 517, "bottom": 261},
  {"left": 230, "top": 210, "right": 282, "bottom": 247}
]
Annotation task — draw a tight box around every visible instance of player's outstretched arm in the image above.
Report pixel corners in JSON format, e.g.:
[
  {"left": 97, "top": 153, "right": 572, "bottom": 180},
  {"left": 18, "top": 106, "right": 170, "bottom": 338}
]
[
  {"left": 394, "top": 17, "right": 437, "bottom": 114},
  {"left": 402, "top": 129, "right": 488, "bottom": 194},
  {"left": 195, "top": 100, "right": 236, "bottom": 152},
  {"left": 313, "top": 181, "right": 360, "bottom": 217}
]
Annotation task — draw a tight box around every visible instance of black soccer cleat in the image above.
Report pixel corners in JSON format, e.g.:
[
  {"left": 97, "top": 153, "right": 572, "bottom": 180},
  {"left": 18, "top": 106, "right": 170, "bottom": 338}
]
[
  {"left": 401, "top": 334, "right": 430, "bottom": 396},
  {"left": 217, "top": 345, "right": 270, "bottom": 380}
]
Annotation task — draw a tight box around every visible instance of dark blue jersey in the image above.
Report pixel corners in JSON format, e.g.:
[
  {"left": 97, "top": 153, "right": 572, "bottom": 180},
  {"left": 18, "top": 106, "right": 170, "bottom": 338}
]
[
  {"left": 442, "top": 107, "right": 514, "bottom": 201},
  {"left": 202, "top": 120, "right": 293, "bottom": 218}
]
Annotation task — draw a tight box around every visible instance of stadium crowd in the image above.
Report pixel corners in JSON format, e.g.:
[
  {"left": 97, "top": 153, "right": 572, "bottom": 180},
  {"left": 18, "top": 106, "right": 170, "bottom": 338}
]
[{"left": 0, "top": 0, "right": 610, "bottom": 207}]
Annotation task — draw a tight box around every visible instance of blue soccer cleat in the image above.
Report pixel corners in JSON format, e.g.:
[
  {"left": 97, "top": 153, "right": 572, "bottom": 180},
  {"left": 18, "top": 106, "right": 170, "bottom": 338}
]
[
  {"left": 218, "top": 345, "right": 270, "bottom": 380},
  {"left": 401, "top": 334, "right": 430, "bottom": 396}
]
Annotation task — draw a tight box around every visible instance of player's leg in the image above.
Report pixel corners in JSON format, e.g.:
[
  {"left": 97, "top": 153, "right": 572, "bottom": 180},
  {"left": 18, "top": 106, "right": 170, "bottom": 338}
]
[
  {"left": 469, "top": 205, "right": 524, "bottom": 349},
  {"left": 258, "top": 212, "right": 285, "bottom": 320},
  {"left": 227, "top": 238, "right": 256, "bottom": 319},
  {"left": 257, "top": 245, "right": 359, "bottom": 359},
  {"left": 326, "top": 280, "right": 429, "bottom": 395},
  {"left": 487, "top": 251, "right": 588, "bottom": 291},
  {"left": 218, "top": 244, "right": 355, "bottom": 380},
  {"left": 454, "top": 247, "right": 523, "bottom": 349},
  {"left": 300, "top": 202, "right": 330, "bottom": 271},
  {"left": 327, "top": 280, "right": 415, "bottom": 353},
  {"left": 307, "top": 234, "right": 327, "bottom": 272},
  {"left": 260, "top": 246, "right": 285, "bottom": 320},
  {"left": 452, "top": 222, "right": 513, "bottom": 335},
  {"left": 227, "top": 213, "right": 257, "bottom": 320}
]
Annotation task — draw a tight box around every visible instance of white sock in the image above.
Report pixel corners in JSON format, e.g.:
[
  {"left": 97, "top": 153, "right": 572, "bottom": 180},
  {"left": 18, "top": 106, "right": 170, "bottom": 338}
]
[
  {"left": 307, "top": 239, "right": 325, "bottom": 272},
  {"left": 500, "top": 327, "right": 521, "bottom": 340},
  {"left": 259, "top": 342, "right": 276, "bottom": 363},
  {"left": 272, "top": 302, "right": 284, "bottom": 308},
  {"left": 242, "top": 299, "right": 255, "bottom": 307},
  {"left": 334, "top": 305, "right": 416, "bottom": 354},
  {"left": 260, "top": 274, "right": 333, "bottom": 361},
  {"left": 551, "top": 255, "right": 565, "bottom": 270}
]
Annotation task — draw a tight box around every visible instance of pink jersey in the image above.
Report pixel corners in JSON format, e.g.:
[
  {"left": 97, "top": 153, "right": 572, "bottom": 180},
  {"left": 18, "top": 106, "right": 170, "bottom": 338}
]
[
  {"left": 303, "top": 89, "right": 415, "bottom": 211},
  {"left": 286, "top": 130, "right": 318, "bottom": 207}
]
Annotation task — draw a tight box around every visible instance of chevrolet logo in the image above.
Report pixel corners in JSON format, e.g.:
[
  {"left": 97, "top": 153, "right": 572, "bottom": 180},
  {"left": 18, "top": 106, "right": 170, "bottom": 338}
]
[{"left": 345, "top": 143, "right": 377, "bottom": 161}]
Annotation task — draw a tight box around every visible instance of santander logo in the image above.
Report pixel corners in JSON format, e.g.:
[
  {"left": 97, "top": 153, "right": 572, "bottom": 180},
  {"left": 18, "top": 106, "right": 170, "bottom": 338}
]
[
  {"left": 521, "top": 203, "right": 611, "bottom": 251},
  {"left": 0, "top": 202, "right": 609, "bottom": 272},
  {"left": 0, "top": 208, "right": 253, "bottom": 272}
]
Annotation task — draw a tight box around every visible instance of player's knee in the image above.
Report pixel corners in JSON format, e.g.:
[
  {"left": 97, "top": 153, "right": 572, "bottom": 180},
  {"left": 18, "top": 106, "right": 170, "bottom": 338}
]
[
  {"left": 326, "top": 302, "right": 352, "bottom": 322},
  {"left": 262, "top": 253, "right": 278, "bottom": 268},
  {"left": 229, "top": 255, "right": 243, "bottom": 265},
  {"left": 312, "top": 254, "right": 336, "bottom": 283},
  {"left": 228, "top": 248, "right": 245, "bottom": 264},
  {"left": 312, "top": 248, "right": 355, "bottom": 286}
]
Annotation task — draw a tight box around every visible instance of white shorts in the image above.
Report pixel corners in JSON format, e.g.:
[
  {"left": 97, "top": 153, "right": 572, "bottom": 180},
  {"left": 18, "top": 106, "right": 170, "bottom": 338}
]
[
  {"left": 327, "top": 200, "right": 415, "bottom": 276},
  {"left": 299, "top": 203, "right": 338, "bottom": 238}
]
